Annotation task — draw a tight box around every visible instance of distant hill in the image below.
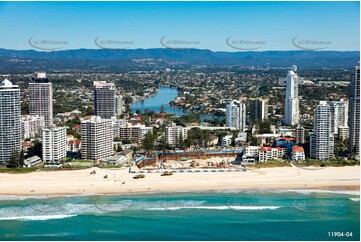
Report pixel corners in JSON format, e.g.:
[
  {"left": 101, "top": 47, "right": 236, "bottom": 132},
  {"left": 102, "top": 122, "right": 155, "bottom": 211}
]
[{"left": 0, "top": 48, "right": 359, "bottom": 72}]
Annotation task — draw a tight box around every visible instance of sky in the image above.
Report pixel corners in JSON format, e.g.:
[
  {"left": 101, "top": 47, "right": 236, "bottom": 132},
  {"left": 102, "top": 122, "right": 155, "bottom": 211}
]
[{"left": 0, "top": 1, "right": 359, "bottom": 51}]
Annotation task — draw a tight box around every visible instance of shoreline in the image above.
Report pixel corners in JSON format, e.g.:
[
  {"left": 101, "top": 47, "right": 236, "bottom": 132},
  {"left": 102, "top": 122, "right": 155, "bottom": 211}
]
[{"left": 0, "top": 166, "right": 359, "bottom": 197}]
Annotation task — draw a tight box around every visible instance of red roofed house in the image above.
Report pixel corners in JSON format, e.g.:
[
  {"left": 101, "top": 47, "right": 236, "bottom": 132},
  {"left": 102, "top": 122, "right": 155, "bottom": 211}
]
[
  {"left": 259, "top": 146, "right": 285, "bottom": 162},
  {"left": 22, "top": 142, "right": 33, "bottom": 152},
  {"left": 292, "top": 145, "right": 305, "bottom": 161},
  {"left": 67, "top": 140, "right": 81, "bottom": 152}
]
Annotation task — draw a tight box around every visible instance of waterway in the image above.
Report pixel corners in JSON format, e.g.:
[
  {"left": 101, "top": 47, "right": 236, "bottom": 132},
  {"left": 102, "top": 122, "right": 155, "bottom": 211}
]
[{"left": 131, "top": 87, "right": 223, "bottom": 121}]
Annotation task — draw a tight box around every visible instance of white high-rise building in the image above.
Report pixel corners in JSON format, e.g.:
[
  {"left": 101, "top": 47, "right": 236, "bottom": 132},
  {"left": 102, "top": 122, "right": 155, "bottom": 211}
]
[
  {"left": 328, "top": 99, "right": 349, "bottom": 134},
  {"left": 29, "top": 72, "right": 53, "bottom": 127},
  {"left": 226, "top": 99, "right": 246, "bottom": 131},
  {"left": 42, "top": 127, "right": 67, "bottom": 163},
  {"left": 0, "top": 79, "right": 21, "bottom": 164},
  {"left": 284, "top": 65, "right": 299, "bottom": 126},
  {"left": 94, "top": 81, "right": 116, "bottom": 119},
  {"left": 81, "top": 116, "right": 113, "bottom": 160},
  {"left": 21, "top": 115, "right": 45, "bottom": 139},
  {"left": 310, "top": 101, "right": 334, "bottom": 160},
  {"left": 165, "top": 124, "right": 188, "bottom": 146},
  {"left": 115, "top": 95, "right": 123, "bottom": 116},
  {"left": 349, "top": 66, "right": 360, "bottom": 159}
]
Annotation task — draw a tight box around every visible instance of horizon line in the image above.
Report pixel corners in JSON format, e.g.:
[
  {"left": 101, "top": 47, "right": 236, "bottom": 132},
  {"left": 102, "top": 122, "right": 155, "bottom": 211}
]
[{"left": 1, "top": 48, "right": 360, "bottom": 53}]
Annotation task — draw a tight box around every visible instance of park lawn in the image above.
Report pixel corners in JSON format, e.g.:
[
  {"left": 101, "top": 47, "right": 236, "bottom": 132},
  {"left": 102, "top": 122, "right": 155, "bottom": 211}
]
[
  {"left": 0, "top": 167, "right": 38, "bottom": 173},
  {"left": 68, "top": 160, "right": 95, "bottom": 168}
]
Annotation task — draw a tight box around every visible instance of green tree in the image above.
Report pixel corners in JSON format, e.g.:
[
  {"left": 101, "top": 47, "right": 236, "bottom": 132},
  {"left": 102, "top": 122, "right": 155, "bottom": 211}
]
[
  {"left": 178, "top": 132, "right": 186, "bottom": 149},
  {"left": 258, "top": 120, "right": 271, "bottom": 134},
  {"left": 142, "top": 132, "right": 156, "bottom": 155},
  {"left": 19, "top": 148, "right": 25, "bottom": 167},
  {"left": 115, "top": 144, "right": 123, "bottom": 152},
  {"left": 26, "top": 139, "right": 42, "bottom": 158},
  {"left": 7, "top": 149, "right": 19, "bottom": 168},
  {"left": 200, "top": 130, "right": 211, "bottom": 148}
]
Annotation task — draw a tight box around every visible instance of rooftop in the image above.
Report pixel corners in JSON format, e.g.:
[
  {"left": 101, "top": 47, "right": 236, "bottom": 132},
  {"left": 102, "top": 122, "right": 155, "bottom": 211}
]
[
  {"left": 93, "top": 81, "right": 115, "bottom": 88},
  {"left": 292, "top": 145, "right": 305, "bottom": 152},
  {"left": 0, "top": 79, "right": 19, "bottom": 89}
]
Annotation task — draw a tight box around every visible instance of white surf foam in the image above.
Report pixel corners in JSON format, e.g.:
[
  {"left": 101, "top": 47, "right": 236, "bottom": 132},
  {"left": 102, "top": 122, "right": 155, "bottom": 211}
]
[
  {"left": 0, "top": 214, "right": 77, "bottom": 221},
  {"left": 147, "top": 205, "right": 281, "bottom": 211},
  {"left": 349, "top": 198, "right": 360, "bottom": 202},
  {"left": 280, "top": 189, "right": 360, "bottom": 196},
  {"left": 0, "top": 195, "right": 52, "bottom": 201}
]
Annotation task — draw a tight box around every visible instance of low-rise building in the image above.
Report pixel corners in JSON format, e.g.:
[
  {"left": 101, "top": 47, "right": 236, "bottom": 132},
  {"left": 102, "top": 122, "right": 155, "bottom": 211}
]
[
  {"left": 292, "top": 145, "right": 305, "bottom": 161},
  {"left": 221, "top": 135, "right": 233, "bottom": 147},
  {"left": 245, "top": 146, "right": 260, "bottom": 156},
  {"left": 67, "top": 140, "right": 81, "bottom": 152},
  {"left": 259, "top": 146, "right": 284, "bottom": 162},
  {"left": 24, "top": 155, "right": 43, "bottom": 167},
  {"left": 207, "top": 135, "right": 219, "bottom": 147},
  {"left": 119, "top": 123, "right": 153, "bottom": 143},
  {"left": 101, "top": 154, "right": 126, "bottom": 165}
]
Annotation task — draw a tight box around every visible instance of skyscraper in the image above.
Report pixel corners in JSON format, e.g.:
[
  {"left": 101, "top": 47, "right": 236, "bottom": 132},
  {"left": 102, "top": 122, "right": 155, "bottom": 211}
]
[
  {"left": 284, "top": 65, "right": 299, "bottom": 126},
  {"left": 226, "top": 98, "right": 246, "bottom": 131},
  {"left": 94, "top": 81, "right": 116, "bottom": 119},
  {"left": 328, "top": 99, "right": 349, "bottom": 134},
  {"left": 42, "top": 127, "right": 67, "bottom": 163},
  {"left": 29, "top": 72, "right": 53, "bottom": 127},
  {"left": 310, "top": 101, "right": 334, "bottom": 160},
  {"left": 295, "top": 125, "right": 305, "bottom": 144},
  {"left": 0, "top": 79, "right": 21, "bottom": 164},
  {"left": 81, "top": 116, "right": 113, "bottom": 160},
  {"left": 349, "top": 66, "right": 360, "bottom": 159},
  {"left": 114, "top": 95, "right": 123, "bottom": 117},
  {"left": 249, "top": 98, "right": 269, "bottom": 122}
]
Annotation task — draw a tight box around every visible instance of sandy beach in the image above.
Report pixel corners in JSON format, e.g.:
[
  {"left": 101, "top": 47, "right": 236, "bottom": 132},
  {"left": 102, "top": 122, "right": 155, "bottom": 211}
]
[{"left": 0, "top": 166, "right": 359, "bottom": 196}]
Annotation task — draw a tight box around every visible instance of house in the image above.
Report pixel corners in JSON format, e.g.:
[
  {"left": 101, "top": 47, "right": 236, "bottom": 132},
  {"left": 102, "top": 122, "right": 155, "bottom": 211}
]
[
  {"left": 22, "top": 142, "right": 34, "bottom": 152},
  {"left": 67, "top": 140, "right": 81, "bottom": 152},
  {"left": 221, "top": 135, "right": 233, "bottom": 147},
  {"left": 121, "top": 149, "right": 134, "bottom": 163},
  {"left": 207, "top": 135, "right": 219, "bottom": 147},
  {"left": 292, "top": 145, "right": 305, "bottom": 161}
]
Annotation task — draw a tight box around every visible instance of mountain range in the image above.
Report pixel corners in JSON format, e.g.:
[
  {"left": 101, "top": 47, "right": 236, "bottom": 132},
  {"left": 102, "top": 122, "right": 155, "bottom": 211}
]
[{"left": 0, "top": 48, "right": 359, "bottom": 73}]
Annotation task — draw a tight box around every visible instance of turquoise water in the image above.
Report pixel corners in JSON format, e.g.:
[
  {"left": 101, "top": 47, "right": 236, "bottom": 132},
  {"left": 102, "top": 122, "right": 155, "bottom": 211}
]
[
  {"left": 131, "top": 87, "right": 223, "bottom": 121},
  {"left": 0, "top": 190, "right": 359, "bottom": 241}
]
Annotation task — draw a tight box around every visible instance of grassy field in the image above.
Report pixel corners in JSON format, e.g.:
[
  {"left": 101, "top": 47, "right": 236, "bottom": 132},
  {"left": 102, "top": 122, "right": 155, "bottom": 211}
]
[
  {"left": 245, "top": 158, "right": 360, "bottom": 169},
  {"left": 0, "top": 167, "right": 38, "bottom": 173},
  {"left": 247, "top": 160, "right": 292, "bottom": 168},
  {"left": 295, "top": 159, "right": 360, "bottom": 167},
  {"left": 68, "top": 160, "right": 94, "bottom": 168}
]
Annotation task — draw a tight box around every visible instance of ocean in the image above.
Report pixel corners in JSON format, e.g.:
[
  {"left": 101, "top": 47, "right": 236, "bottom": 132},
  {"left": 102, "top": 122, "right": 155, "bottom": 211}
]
[{"left": 0, "top": 190, "right": 359, "bottom": 241}]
